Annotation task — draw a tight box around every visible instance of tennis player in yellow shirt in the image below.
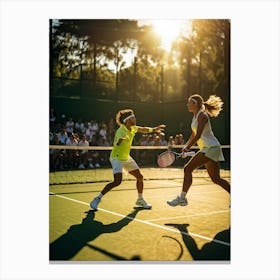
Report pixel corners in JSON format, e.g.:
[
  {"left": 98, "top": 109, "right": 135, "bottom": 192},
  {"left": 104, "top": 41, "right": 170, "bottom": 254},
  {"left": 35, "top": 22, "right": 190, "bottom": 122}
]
[{"left": 90, "top": 109, "right": 166, "bottom": 210}]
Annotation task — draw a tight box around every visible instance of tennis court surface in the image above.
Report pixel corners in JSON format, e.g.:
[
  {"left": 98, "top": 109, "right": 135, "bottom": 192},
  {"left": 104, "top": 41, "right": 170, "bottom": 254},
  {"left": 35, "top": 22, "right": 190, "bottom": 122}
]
[{"left": 49, "top": 168, "right": 230, "bottom": 262}]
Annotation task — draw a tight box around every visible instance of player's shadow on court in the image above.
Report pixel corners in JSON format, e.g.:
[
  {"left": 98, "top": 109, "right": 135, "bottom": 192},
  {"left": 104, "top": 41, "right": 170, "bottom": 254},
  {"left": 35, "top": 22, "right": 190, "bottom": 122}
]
[
  {"left": 50, "top": 209, "right": 142, "bottom": 260},
  {"left": 165, "top": 223, "right": 230, "bottom": 260}
]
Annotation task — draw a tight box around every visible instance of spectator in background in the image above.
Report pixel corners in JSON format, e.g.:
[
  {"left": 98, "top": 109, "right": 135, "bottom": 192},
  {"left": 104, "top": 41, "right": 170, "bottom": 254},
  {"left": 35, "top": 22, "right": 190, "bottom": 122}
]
[
  {"left": 178, "top": 134, "right": 185, "bottom": 145},
  {"left": 66, "top": 117, "right": 74, "bottom": 134},
  {"left": 75, "top": 118, "right": 84, "bottom": 134},
  {"left": 99, "top": 124, "right": 107, "bottom": 139},
  {"left": 138, "top": 134, "right": 148, "bottom": 146},
  {"left": 89, "top": 135, "right": 98, "bottom": 146},
  {"left": 98, "top": 136, "right": 110, "bottom": 166},
  {"left": 99, "top": 136, "right": 109, "bottom": 147},
  {"left": 80, "top": 121, "right": 86, "bottom": 134},
  {"left": 175, "top": 133, "right": 185, "bottom": 145},
  {"left": 66, "top": 133, "right": 78, "bottom": 146},
  {"left": 147, "top": 135, "right": 154, "bottom": 146},
  {"left": 145, "top": 134, "right": 155, "bottom": 162},
  {"left": 137, "top": 134, "right": 149, "bottom": 164},
  {"left": 89, "top": 135, "right": 101, "bottom": 168},
  {"left": 153, "top": 135, "right": 160, "bottom": 146},
  {"left": 84, "top": 122, "right": 91, "bottom": 141},
  {"left": 152, "top": 134, "right": 163, "bottom": 163},
  {"left": 159, "top": 133, "right": 168, "bottom": 146},
  {"left": 57, "top": 127, "right": 68, "bottom": 145},
  {"left": 89, "top": 119, "right": 99, "bottom": 139},
  {"left": 174, "top": 134, "right": 180, "bottom": 145},
  {"left": 65, "top": 133, "right": 78, "bottom": 168},
  {"left": 168, "top": 136, "right": 175, "bottom": 146},
  {"left": 99, "top": 120, "right": 106, "bottom": 128},
  {"left": 107, "top": 118, "right": 116, "bottom": 145},
  {"left": 50, "top": 134, "right": 64, "bottom": 170},
  {"left": 78, "top": 134, "right": 89, "bottom": 169},
  {"left": 74, "top": 133, "right": 80, "bottom": 143}
]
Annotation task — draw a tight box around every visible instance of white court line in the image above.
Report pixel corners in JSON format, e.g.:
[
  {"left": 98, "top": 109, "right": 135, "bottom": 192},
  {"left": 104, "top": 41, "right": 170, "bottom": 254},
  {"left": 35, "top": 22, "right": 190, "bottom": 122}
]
[
  {"left": 147, "top": 209, "right": 230, "bottom": 222},
  {"left": 49, "top": 192, "right": 230, "bottom": 247},
  {"left": 152, "top": 181, "right": 180, "bottom": 186},
  {"left": 150, "top": 190, "right": 223, "bottom": 200},
  {"left": 150, "top": 181, "right": 224, "bottom": 195}
]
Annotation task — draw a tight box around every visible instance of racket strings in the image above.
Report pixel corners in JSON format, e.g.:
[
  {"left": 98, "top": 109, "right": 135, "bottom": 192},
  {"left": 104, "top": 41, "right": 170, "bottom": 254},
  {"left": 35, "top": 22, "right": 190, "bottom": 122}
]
[{"left": 157, "top": 151, "right": 176, "bottom": 167}]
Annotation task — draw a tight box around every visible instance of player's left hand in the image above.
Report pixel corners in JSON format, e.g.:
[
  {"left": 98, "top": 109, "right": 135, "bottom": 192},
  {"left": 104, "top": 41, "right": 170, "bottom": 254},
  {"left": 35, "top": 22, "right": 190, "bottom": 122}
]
[{"left": 154, "top": 124, "right": 166, "bottom": 133}]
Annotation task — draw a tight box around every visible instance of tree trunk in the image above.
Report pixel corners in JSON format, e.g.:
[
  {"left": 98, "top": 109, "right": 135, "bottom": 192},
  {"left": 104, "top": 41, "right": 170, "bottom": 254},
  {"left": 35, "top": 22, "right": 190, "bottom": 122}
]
[
  {"left": 49, "top": 19, "right": 53, "bottom": 97},
  {"left": 133, "top": 57, "right": 137, "bottom": 102},
  {"left": 224, "top": 20, "right": 230, "bottom": 83},
  {"left": 93, "top": 43, "right": 97, "bottom": 95},
  {"left": 199, "top": 50, "right": 202, "bottom": 93},
  {"left": 160, "top": 64, "right": 164, "bottom": 103}
]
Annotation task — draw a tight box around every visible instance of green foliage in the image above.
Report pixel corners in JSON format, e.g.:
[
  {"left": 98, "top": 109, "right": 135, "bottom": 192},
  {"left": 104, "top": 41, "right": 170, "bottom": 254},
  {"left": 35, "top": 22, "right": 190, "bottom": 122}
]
[
  {"left": 50, "top": 19, "right": 230, "bottom": 103},
  {"left": 173, "top": 19, "right": 230, "bottom": 99}
]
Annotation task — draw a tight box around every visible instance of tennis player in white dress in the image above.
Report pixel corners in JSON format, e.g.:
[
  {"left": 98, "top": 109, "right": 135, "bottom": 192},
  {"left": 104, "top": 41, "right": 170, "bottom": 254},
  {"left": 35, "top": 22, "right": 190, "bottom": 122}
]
[{"left": 167, "top": 94, "right": 230, "bottom": 207}]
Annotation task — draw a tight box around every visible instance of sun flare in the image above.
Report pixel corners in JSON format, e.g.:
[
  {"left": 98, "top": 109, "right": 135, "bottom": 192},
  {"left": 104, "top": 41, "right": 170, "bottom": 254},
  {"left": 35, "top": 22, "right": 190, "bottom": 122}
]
[{"left": 150, "top": 19, "right": 192, "bottom": 51}]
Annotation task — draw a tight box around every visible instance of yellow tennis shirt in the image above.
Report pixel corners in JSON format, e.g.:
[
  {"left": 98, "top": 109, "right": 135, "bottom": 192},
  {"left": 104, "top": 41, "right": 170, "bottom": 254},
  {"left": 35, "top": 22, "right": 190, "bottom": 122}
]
[{"left": 110, "top": 125, "right": 138, "bottom": 160}]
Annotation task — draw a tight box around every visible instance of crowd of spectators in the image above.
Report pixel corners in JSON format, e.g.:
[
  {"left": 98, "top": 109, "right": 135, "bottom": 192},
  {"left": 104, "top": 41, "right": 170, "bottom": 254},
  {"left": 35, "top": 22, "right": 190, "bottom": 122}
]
[{"left": 49, "top": 108, "right": 185, "bottom": 171}]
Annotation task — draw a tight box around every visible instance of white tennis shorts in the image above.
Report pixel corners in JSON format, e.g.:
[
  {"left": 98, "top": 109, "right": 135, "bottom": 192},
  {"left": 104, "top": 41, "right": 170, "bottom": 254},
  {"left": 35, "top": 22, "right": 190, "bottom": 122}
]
[
  {"left": 110, "top": 156, "right": 139, "bottom": 174},
  {"left": 200, "top": 146, "right": 225, "bottom": 162}
]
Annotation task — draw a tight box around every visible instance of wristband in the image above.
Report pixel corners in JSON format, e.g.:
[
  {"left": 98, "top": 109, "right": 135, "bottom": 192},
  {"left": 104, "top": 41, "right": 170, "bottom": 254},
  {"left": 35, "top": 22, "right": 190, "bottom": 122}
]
[{"left": 148, "top": 127, "right": 153, "bottom": 133}]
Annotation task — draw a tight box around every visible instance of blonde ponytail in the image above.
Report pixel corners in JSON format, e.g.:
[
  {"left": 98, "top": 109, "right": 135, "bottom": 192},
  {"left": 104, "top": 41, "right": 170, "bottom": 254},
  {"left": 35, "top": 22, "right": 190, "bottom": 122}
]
[{"left": 204, "top": 95, "right": 223, "bottom": 117}]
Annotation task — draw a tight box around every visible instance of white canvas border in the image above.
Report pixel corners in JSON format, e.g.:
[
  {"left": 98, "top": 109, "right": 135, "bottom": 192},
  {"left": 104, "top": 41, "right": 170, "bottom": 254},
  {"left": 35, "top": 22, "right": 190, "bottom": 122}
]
[{"left": 0, "top": 0, "right": 279, "bottom": 279}]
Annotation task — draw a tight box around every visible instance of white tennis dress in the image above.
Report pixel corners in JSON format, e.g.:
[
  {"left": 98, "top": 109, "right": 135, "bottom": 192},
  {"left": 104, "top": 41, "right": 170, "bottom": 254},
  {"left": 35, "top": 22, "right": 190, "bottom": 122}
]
[{"left": 191, "top": 109, "right": 224, "bottom": 162}]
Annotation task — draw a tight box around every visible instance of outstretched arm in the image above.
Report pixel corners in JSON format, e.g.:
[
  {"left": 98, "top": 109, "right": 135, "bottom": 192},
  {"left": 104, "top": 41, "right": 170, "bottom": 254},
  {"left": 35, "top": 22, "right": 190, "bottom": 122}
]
[
  {"left": 104, "top": 209, "right": 141, "bottom": 233},
  {"left": 137, "top": 124, "right": 166, "bottom": 134}
]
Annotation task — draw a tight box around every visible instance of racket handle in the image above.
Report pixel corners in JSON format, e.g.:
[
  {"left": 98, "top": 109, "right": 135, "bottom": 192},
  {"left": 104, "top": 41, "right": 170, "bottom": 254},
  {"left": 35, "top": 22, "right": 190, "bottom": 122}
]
[{"left": 181, "top": 151, "right": 195, "bottom": 158}]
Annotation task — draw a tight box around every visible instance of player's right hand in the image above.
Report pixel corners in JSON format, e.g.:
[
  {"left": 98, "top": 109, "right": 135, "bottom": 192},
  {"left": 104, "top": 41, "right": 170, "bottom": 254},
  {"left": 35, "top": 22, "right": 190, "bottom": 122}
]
[{"left": 182, "top": 145, "right": 189, "bottom": 152}]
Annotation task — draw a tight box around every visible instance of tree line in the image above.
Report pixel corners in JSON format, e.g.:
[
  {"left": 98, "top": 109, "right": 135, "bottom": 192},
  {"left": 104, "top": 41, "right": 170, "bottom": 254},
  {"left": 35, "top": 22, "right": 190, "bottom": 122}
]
[{"left": 50, "top": 19, "right": 230, "bottom": 103}]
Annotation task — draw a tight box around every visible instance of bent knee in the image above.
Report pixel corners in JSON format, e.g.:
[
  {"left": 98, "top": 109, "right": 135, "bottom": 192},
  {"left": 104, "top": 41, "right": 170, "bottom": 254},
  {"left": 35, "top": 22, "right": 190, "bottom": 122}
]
[
  {"left": 211, "top": 177, "right": 222, "bottom": 185},
  {"left": 113, "top": 179, "right": 122, "bottom": 186},
  {"left": 184, "top": 165, "right": 194, "bottom": 174},
  {"left": 137, "top": 174, "right": 144, "bottom": 181}
]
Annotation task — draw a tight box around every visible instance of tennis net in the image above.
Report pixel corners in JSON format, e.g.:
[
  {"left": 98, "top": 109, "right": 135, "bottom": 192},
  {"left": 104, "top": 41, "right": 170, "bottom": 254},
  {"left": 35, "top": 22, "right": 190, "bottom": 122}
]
[{"left": 49, "top": 145, "right": 230, "bottom": 185}]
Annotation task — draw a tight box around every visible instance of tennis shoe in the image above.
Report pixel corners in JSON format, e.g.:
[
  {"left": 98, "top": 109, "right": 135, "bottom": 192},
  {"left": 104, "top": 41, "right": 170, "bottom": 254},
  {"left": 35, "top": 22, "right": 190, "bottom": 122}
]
[
  {"left": 167, "top": 196, "right": 188, "bottom": 207},
  {"left": 90, "top": 197, "right": 101, "bottom": 210},
  {"left": 135, "top": 198, "right": 152, "bottom": 209}
]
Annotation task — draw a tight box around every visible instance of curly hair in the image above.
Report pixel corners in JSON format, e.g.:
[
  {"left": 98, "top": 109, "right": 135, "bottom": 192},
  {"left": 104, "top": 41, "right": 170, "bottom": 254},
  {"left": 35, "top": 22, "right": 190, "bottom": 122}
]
[
  {"left": 115, "top": 109, "right": 134, "bottom": 126},
  {"left": 189, "top": 94, "right": 223, "bottom": 117}
]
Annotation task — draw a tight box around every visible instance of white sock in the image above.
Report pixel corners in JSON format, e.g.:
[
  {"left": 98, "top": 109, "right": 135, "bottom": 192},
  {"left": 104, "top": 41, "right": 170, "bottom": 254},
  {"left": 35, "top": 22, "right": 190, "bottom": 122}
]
[
  {"left": 138, "top": 193, "right": 143, "bottom": 199},
  {"left": 97, "top": 193, "right": 103, "bottom": 199},
  {"left": 180, "top": 191, "right": 187, "bottom": 199}
]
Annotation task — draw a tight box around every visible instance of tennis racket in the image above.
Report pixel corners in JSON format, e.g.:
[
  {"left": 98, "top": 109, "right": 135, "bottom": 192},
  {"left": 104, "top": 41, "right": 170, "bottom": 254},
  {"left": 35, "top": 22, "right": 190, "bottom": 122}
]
[{"left": 157, "top": 151, "right": 195, "bottom": 168}]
